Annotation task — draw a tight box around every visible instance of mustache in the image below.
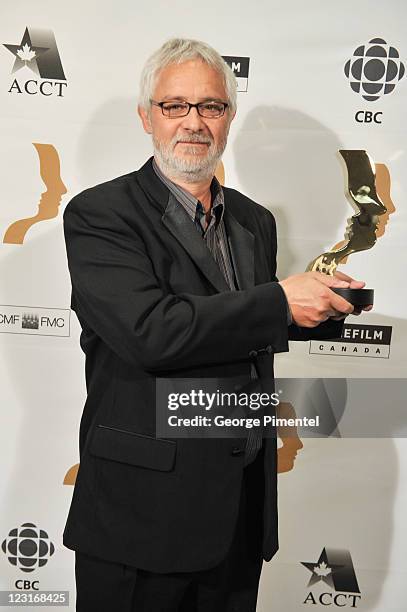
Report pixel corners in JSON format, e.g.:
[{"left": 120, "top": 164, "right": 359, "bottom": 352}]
[{"left": 173, "top": 133, "right": 213, "bottom": 145}]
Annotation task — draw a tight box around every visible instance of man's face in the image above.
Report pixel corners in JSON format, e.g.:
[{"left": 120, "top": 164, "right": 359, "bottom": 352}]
[{"left": 138, "top": 59, "right": 235, "bottom": 182}]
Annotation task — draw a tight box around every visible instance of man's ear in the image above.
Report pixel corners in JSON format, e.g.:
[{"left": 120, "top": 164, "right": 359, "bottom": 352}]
[{"left": 138, "top": 105, "right": 152, "bottom": 134}]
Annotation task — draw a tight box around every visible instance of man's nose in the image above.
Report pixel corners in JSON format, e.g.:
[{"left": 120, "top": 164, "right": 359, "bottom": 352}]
[{"left": 179, "top": 106, "right": 206, "bottom": 131}]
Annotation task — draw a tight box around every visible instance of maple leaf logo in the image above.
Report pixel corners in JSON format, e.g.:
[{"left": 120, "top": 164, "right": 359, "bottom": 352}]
[
  {"left": 314, "top": 561, "right": 332, "bottom": 577},
  {"left": 16, "top": 43, "right": 36, "bottom": 62}
]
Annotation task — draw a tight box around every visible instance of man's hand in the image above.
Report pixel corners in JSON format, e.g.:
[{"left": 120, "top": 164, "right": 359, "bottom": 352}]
[
  {"left": 279, "top": 271, "right": 358, "bottom": 328},
  {"left": 331, "top": 271, "right": 373, "bottom": 319}
]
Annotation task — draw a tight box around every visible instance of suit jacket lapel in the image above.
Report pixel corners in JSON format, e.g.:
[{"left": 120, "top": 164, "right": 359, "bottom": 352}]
[
  {"left": 224, "top": 208, "right": 255, "bottom": 290},
  {"left": 162, "top": 194, "right": 230, "bottom": 293},
  {"left": 136, "top": 158, "right": 255, "bottom": 293}
]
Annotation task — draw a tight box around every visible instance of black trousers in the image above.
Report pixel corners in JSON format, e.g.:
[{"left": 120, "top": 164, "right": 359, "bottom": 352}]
[{"left": 75, "top": 447, "right": 265, "bottom": 612}]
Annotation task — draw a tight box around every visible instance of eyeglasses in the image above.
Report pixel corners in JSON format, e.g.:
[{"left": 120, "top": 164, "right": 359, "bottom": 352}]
[{"left": 150, "top": 100, "right": 229, "bottom": 118}]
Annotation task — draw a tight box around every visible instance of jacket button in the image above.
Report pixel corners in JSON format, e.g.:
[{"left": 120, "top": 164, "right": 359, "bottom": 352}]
[
  {"left": 266, "top": 344, "right": 273, "bottom": 354},
  {"left": 249, "top": 350, "right": 258, "bottom": 358},
  {"left": 231, "top": 447, "right": 245, "bottom": 456}
]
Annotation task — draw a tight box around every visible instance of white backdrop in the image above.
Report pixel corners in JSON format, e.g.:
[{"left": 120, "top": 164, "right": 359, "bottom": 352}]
[{"left": 1, "top": 1, "right": 406, "bottom": 610}]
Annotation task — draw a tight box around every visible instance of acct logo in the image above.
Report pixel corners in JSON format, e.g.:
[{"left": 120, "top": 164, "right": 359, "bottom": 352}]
[
  {"left": 2, "top": 523, "right": 55, "bottom": 573},
  {"left": 3, "top": 27, "right": 67, "bottom": 97},
  {"left": 302, "top": 548, "right": 361, "bottom": 608},
  {"left": 344, "top": 38, "right": 405, "bottom": 102}
]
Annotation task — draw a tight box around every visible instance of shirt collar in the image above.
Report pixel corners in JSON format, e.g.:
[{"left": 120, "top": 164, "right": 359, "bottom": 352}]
[{"left": 152, "top": 157, "right": 225, "bottom": 226}]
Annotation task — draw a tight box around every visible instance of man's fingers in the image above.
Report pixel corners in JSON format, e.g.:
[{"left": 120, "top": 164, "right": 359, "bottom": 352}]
[
  {"left": 333, "top": 270, "right": 352, "bottom": 282},
  {"left": 316, "top": 274, "right": 349, "bottom": 289},
  {"left": 334, "top": 270, "right": 366, "bottom": 289},
  {"left": 333, "top": 303, "right": 373, "bottom": 318},
  {"left": 329, "top": 291, "right": 354, "bottom": 314},
  {"left": 349, "top": 280, "right": 366, "bottom": 289}
]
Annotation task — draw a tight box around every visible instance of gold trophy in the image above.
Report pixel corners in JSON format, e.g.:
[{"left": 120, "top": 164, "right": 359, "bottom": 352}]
[{"left": 306, "top": 149, "right": 387, "bottom": 306}]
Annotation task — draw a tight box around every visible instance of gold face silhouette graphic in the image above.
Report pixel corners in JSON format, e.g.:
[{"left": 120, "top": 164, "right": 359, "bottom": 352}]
[
  {"left": 3, "top": 143, "right": 67, "bottom": 245},
  {"left": 276, "top": 402, "right": 304, "bottom": 474},
  {"left": 375, "top": 163, "right": 396, "bottom": 237},
  {"left": 215, "top": 160, "right": 225, "bottom": 185},
  {"left": 307, "top": 150, "right": 387, "bottom": 275},
  {"left": 63, "top": 463, "right": 79, "bottom": 486}
]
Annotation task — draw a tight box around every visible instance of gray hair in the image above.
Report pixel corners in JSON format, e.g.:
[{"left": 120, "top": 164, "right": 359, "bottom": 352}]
[{"left": 138, "top": 38, "right": 237, "bottom": 115}]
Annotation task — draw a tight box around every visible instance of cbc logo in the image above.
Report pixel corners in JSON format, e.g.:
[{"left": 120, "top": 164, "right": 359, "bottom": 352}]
[
  {"left": 344, "top": 37, "right": 405, "bottom": 102},
  {"left": 355, "top": 110, "right": 383, "bottom": 124},
  {"left": 16, "top": 580, "right": 39, "bottom": 590},
  {"left": 1, "top": 523, "right": 55, "bottom": 572}
]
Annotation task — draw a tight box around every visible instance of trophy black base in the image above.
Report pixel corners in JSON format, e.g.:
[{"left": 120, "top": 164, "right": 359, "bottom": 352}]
[{"left": 332, "top": 287, "right": 374, "bottom": 307}]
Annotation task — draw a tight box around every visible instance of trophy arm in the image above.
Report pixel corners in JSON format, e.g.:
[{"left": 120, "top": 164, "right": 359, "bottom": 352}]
[{"left": 306, "top": 252, "right": 340, "bottom": 275}]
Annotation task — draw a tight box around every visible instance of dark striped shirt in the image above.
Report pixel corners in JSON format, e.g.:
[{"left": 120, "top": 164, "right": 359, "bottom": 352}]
[{"left": 153, "top": 158, "right": 262, "bottom": 466}]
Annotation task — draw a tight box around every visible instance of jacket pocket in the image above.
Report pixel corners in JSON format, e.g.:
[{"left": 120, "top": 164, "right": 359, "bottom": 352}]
[{"left": 89, "top": 424, "right": 176, "bottom": 472}]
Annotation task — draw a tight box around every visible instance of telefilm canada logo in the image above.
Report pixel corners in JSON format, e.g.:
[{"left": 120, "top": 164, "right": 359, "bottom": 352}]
[
  {"left": 309, "top": 323, "right": 392, "bottom": 359},
  {"left": 0, "top": 305, "right": 71, "bottom": 337},
  {"left": 302, "top": 547, "right": 361, "bottom": 608},
  {"left": 344, "top": 38, "right": 405, "bottom": 125},
  {"left": 3, "top": 27, "right": 67, "bottom": 97},
  {"left": 222, "top": 56, "right": 250, "bottom": 92}
]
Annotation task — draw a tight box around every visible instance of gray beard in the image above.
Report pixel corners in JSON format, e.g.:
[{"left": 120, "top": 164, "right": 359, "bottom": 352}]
[{"left": 152, "top": 134, "right": 227, "bottom": 183}]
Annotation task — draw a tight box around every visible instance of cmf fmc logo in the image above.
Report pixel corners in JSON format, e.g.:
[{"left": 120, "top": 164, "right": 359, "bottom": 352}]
[
  {"left": 3, "top": 27, "right": 67, "bottom": 97},
  {"left": 344, "top": 38, "right": 405, "bottom": 125}
]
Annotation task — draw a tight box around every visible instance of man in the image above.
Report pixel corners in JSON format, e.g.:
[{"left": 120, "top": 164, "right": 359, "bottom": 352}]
[{"left": 63, "top": 38, "right": 369, "bottom": 611}]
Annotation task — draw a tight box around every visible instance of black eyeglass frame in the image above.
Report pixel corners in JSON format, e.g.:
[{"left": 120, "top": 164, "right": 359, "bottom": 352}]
[{"left": 150, "top": 99, "right": 229, "bottom": 118}]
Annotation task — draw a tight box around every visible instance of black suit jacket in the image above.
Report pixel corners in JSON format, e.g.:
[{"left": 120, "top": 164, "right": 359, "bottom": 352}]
[{"left": 62, "top": 157, "right": 343, "bottom": 572}]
